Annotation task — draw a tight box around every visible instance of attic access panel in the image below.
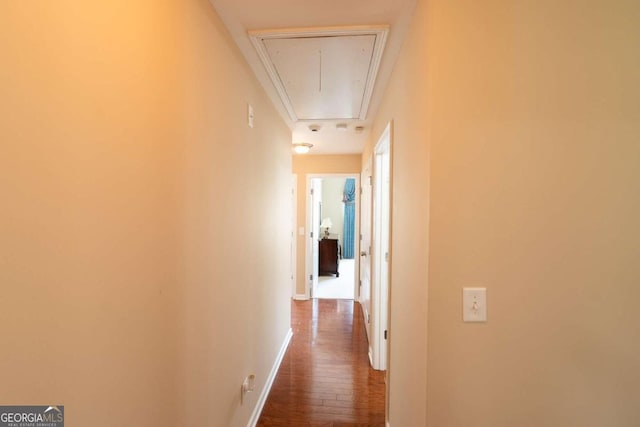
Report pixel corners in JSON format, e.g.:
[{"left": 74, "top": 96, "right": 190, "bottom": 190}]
[
  {"left": 249, "top": 26, "right": 388, "bottom": 122},
  {"left": 263, "top": 34, "right": 374, "bottom": 120}
]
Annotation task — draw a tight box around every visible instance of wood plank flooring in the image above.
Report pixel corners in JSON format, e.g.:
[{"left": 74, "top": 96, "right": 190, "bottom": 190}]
[{"left": 258, "top": 299, "right": 385, "bottom": 426}]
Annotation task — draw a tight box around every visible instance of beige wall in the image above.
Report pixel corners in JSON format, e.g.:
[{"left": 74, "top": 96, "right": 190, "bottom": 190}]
[
  {"left": 366, "top": 0, "right": 429, "bottom": 423},
  {"left": 0, "top": 2, "right": 183, "bottom": 425},
  {"left": 292, "top": 155, "right": 361, "bottom": 296},
  {"left": 367, "top": 0, "right": 640, "bottom": 425},
  {"left": 0, "top": 1, "right": 291, "bottom": 426},
  {"left": 180, "top": 1, "right": 292, "bottom": 425}
]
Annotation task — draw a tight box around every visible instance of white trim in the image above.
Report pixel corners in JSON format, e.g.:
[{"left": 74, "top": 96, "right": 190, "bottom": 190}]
[
  {"left": 386, "top": 422, "right": 391, "bottom": 427},
  {"left": 291, "top": 174, "right": 298, "bottom": 298},
  {"left": 359, "top": 157, "right": 373, "bottom": 339},
  {"left": 305, "top": 177, "right": 321, "bottom": 299},
  {"left": 371, "top": 122, "right": 392, "bottom": 371},
  {"left": 293, "top": 294, "right": 308, "bottom": 301},
  {"left": 247, "top": 328, "right": 293, "bottom": 427},
  {"left": 249, "top": 25, "right": 389, "bottom": 39}
]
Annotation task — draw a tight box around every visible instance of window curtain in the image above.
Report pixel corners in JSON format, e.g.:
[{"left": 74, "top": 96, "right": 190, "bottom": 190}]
[{"left": 342, "top": 178, "right": 356, "bottom": 259}]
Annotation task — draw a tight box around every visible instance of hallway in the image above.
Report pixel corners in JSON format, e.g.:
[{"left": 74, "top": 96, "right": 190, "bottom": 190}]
[{"left": 258, "top": 299, "right": 385, "bottom": 426}]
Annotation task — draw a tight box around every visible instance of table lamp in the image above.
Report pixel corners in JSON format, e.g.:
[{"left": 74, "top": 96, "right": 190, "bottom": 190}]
[{"left": 320, "top": 218, "right": 333, "bottom": 238}]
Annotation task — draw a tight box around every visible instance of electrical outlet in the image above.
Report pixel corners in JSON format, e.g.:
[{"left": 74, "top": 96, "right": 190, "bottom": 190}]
[{"left": 240, "top": 374, "right": 255, "bottom": 405}]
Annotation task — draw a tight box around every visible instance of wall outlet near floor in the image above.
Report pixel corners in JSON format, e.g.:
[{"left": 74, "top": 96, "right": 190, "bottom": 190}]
[
  {"left": 240, "top": 374, "right": 255, "bottom": 404},
  {"left": 463, "top": 287, "right": 487, "bottom": 322}
]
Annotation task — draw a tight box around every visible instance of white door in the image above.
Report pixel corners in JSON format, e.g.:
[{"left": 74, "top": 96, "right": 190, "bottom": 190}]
[
  {"left": 309, "top": 178, "right": 322, "bottom": 298},
  {"left": 372, "top": 123, "right": 391, "bottom": 371},
  {"left": 359, "top": 159, "right": 373, "bottom": 351}
]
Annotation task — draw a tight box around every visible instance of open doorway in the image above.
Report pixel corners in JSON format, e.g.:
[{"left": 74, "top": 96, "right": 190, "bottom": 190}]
[{"left": 305, "top": 174, "right": 360, "bottom": 300}]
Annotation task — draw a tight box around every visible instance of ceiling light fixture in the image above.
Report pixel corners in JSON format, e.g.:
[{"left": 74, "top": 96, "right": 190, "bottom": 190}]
[
  {"left": 336, "top": 123, "right": 348, "bottom": 131},
  {"left": 293, "top": 142, "right": 313, "bottom": 154}
]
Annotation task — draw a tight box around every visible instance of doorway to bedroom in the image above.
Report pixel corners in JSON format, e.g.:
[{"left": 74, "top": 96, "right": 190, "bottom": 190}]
[{"left": 306, "top": 174, "right": 359, "bottom": 300}]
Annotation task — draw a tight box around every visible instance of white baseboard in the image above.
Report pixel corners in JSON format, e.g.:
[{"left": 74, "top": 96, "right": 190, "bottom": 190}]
[
  {"left": 247, "top": 328, "right": 293, "bottom": 427},
  {"left": 293, "top": 294, "right": 308, "bottom": 300}
]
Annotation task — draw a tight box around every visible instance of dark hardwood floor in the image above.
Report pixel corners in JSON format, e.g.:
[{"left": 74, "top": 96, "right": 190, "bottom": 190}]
[{"left": 258, "top": 299, "right": 386, "bottom": 427}]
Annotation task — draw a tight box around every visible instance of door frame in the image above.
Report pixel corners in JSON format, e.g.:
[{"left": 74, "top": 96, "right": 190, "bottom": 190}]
[
  {"left": 290, "top": 174, "right": 298, "bottom": 298},
  {"left": 304, "top": 173, "right": 361, "bottom": 300},
  {"left": 359, "top": 158, "right": 373, "bottom": 348},
  {"left": 371, "top": 122, "right": 392, "bottom": 371},
  {"left": 308, "top": 178, "right": 322, "bottom": 298}
]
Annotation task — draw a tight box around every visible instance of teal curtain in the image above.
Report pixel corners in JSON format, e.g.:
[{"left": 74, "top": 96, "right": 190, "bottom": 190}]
[{"left": 343, "top": 178, "right": 356, "bottom": 259}]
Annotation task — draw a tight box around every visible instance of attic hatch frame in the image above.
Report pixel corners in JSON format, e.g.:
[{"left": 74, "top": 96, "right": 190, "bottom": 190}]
[{"left": 249, "top": 25, "right": 389, "bottom": 122}]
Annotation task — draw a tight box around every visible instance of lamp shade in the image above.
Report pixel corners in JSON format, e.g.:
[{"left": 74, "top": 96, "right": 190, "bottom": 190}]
[{"left": 320, "top": 218, "right": 333, "bottom": 229}]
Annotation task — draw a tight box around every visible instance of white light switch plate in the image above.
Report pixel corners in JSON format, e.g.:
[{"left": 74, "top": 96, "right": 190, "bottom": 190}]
[
  {"left": 248, "top": 104, "right": 254, "bottom": 128},
  {"left": 463, "top": 287, "right": 487, "bottom": 322}
]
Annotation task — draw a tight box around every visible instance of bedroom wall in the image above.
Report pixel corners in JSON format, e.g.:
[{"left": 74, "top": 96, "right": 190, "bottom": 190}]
[
  {"left": 0, "top": 1, "right": 292, "bottom": 426},
  {"left": 321, "top": 177, "right": 346, "bottom": 248},
  {"left": 292, "top": 154, "right": 361, "bottom": 296}
]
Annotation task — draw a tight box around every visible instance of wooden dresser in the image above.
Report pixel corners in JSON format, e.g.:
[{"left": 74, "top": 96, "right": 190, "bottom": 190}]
[{"left": 318, "top": 238, "right": 339, "bottom": 277}]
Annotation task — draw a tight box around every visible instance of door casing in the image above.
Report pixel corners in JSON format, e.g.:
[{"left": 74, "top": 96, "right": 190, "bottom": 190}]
[{"left": 371, "top": 122, "right": 392, "bottom": 371}]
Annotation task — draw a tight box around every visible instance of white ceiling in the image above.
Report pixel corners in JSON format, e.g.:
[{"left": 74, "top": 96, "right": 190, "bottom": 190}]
[{"left": 208, "top": 0, "right": 417, "bottom": 154}]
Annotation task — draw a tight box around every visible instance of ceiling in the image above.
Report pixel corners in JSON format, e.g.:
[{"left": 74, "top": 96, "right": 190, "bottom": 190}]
[{"left": 208, "top": 0, "right": 417, "bottom": 154}]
